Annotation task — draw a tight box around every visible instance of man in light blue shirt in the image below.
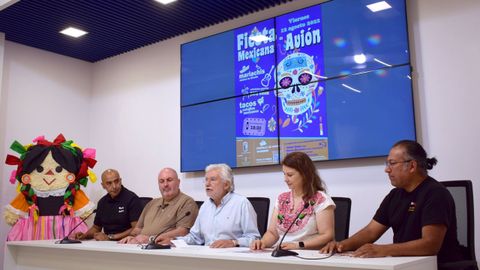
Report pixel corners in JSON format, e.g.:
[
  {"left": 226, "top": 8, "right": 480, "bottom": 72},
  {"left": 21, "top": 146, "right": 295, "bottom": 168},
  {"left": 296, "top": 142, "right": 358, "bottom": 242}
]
[{"left": 158, "top": 163, "right": 260, "bottom": 248}]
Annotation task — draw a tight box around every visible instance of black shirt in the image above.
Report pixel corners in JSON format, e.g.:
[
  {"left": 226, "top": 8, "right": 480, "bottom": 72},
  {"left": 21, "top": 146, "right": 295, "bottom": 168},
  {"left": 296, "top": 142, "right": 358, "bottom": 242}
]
[
  {"left": 373, "top": 176, "right": 463, "bottom": 263},
  {"left": 94, "top": 186, "right": 143, "bottom": 234}
]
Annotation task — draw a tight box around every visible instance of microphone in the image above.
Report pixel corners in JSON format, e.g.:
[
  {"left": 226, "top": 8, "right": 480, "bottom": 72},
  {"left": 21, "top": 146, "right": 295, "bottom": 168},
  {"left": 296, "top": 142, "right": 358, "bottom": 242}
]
[
  {"left": 142, "top": 211, "right": 191, "bottom": 250},
  {"left": 272, "top": 202, "right": 309, "bottom": 257},
  {"left": 56, "top": 209, "right": 97, "bottom": 244}
]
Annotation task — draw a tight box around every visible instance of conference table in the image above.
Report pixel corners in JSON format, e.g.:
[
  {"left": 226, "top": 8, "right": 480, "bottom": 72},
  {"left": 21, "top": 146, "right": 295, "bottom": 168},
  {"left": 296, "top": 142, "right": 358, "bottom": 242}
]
[{"left": 5, "top": 240, "right": 437, "bottom": 270}]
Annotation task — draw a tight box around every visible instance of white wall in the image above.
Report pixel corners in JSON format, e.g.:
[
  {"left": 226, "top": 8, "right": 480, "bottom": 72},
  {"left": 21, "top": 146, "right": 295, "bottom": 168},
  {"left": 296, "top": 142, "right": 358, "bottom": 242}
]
[
  {"left": 1, "top": 0, "right": 479, "bottom": 268},
  {"left": 0, "top": 42, "right": 92, "bottom": 268}
]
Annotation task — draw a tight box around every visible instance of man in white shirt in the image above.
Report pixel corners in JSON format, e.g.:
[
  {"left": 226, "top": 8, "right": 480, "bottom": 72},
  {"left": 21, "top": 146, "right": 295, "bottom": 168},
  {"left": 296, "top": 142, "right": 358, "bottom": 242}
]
[{"left": 157, "top": 163, "right": 260, "bottom": 248}]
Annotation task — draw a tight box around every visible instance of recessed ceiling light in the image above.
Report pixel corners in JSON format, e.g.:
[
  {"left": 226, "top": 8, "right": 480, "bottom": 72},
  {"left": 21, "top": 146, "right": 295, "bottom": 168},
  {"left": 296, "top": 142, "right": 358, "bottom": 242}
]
[
  {"left": 154, "top": 0, "right": 177, "bottom": 5},
  {"left": 60, "top": 27, "right": 88, "bottom": 38},
  {"left": 367, "top": 1, "right": 392, "bottom": 12}
]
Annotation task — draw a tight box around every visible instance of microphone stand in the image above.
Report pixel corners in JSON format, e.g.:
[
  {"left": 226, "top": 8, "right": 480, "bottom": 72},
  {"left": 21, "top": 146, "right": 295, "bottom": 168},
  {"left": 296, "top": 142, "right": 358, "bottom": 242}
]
[
  {"left": 57, "top": 209, "right": 97, "bottom": 244},
  {"left": 272, "top": 202, "right": 309, "bottom": 257},
  {"left": 142, "top": 211, "right": 191, "bottom": 250},
  {"left": 142, "top": 240, "right": 172, "bottom": 250}
]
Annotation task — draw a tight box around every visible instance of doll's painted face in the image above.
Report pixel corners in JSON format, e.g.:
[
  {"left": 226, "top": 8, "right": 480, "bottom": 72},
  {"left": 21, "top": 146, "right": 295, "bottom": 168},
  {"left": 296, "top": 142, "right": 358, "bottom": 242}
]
[{"left": 25, "top": 151, "right": 74, "bottom": 191}]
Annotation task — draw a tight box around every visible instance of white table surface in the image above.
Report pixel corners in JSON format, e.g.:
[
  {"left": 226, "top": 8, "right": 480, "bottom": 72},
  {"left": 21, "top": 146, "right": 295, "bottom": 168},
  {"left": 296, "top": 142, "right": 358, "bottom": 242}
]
[{"left": 5, "top": 240, "right": 437, "bottom": 270}]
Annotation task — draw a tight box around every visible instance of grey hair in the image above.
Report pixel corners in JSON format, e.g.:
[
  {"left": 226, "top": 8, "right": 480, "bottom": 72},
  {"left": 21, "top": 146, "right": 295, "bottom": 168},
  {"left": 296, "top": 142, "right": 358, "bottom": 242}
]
[{"left": 205, "top": 163, "right": 235, "bottom": 192}]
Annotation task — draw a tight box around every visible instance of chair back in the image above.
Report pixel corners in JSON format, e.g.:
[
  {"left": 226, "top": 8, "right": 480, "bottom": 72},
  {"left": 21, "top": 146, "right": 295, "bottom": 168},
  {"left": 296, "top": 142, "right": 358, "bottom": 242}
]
[
  {"left": 332, "top": 197, "right": 351, "bottom": 241},
  {"left": 195, "top": 200, "right": 204, "bottom": 209},
  {"left": 247, "top": 197, "right": 270, "bottom": 237},
  {"left": 139, "top": 197, "right": 153, "bottom": 210},
  {"left": 441, "top": 180, "right": 478, "bottom": 270}
]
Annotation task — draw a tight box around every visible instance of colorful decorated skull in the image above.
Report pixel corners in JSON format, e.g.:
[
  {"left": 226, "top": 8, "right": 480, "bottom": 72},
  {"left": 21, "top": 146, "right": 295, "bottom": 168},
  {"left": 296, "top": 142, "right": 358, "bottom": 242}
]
[{"left": 277, "top": 52, "right": 318, "bottom": 116}]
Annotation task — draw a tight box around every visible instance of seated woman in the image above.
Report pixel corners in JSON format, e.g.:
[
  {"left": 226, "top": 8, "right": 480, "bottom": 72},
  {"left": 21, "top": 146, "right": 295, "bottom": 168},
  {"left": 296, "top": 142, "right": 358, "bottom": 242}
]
[{"left": 250, "top": 152, "right": 335, "bottom": 251}]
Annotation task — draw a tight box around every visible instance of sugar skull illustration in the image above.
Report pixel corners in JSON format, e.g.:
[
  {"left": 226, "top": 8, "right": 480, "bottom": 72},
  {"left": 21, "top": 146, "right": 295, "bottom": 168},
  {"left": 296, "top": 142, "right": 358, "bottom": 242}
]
[
  {"left": 276, "top": 52, "right": 325, "bottom": 133},
  {"left": 277, "top": 52, "right": 318, "bottom": 117}
]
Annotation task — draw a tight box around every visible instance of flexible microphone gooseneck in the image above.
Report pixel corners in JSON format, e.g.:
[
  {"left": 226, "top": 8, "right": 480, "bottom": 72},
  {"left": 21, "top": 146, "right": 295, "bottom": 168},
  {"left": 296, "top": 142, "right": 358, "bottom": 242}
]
[
  {"left": 56, "top": 209, "right": 97, "bottom": 244},
  {"left": 142, "top": 211, "right": 191, "bottom": 250},
  {"left": 271, "top": 202, "right": 309, "bottom": 257}
]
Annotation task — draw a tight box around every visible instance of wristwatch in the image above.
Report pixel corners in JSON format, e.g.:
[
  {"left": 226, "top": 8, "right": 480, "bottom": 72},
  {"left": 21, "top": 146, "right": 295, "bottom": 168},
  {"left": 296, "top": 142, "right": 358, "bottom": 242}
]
[
  {"left": 232, "top": 239, "right": 240, "bottom": 247},
  {"left": 298, "top": 241, "right": 305, "bottom": 249},
  {"left": 107, "top": 234, "right": 115, "bottom": 240}
]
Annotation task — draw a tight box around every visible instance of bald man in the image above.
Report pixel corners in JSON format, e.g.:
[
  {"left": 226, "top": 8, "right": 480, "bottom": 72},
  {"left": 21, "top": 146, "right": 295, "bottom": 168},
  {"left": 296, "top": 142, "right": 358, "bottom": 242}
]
[
  {"left": 75, "top": 169, "right": 143, "bottom": 241},
  {"left": 119, "top": 168, "right": 198, "bottom": 244}
]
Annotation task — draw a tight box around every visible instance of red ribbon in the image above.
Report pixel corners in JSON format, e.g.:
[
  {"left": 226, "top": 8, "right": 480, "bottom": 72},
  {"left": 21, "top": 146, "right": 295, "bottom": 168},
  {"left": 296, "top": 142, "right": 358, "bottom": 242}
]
[
  {"left": 36, "top": 134, "right": 66, "bottom": 146},
  {"left": 84, "top": 157, "right": 97, "bottom": 168},
  {"left": 5, "top": 155, "right": 21, "bottom": 165}
]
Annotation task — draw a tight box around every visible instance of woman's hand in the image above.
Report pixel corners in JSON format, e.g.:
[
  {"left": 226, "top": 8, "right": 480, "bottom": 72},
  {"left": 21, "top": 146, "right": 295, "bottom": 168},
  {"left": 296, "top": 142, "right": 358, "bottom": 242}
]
[{"left": 280, "top": 242, "right": 299, "bottom": 250}]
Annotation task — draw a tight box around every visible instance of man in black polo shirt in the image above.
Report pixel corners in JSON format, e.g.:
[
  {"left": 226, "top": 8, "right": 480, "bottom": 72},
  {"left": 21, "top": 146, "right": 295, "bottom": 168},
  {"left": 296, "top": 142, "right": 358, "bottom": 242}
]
[
  {"left": 75, "top": 169, "right": 143, "bottom": 241},
  {"left": 321, "top": 140, "right": 463, "bottom": 265}
]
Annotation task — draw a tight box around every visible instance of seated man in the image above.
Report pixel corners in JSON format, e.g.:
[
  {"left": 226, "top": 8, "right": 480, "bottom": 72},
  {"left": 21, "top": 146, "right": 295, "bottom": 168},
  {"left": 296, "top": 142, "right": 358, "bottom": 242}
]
[
  {"left": 76, "top": 169, "right": 143, "bottom": 241},
  {"left": 321, "top": 140, "right": 463, "bottom": 264},
  {"left": 158, "top": 163, "right": 260, "bottom": 248},
  {"left": 119, "top": 167, "right": 198, "bottom": 244}
]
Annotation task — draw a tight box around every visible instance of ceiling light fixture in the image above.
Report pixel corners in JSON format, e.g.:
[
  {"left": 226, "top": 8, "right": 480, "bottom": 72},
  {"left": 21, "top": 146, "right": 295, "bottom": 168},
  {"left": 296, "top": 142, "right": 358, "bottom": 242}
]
[
  {"left": 154, "top": 0, "right": 177, "bottom": 5},
  {"left": 342, "top": 83, "right": 362, "bottom": 93},
  {"left": 353, "top": 53, "right": 367, "bottom": 64},
  {"left": 373, "top": 58, "right": 392, "bottom": 67},
  {"left": 366, "top": 1, "right": 392, "bottom": 12},
  {"left": 304, "top": 71, "right": 328, "bottom": 79},
  {"left": 60, "top": 27, "right": 88, "bottom": 38}
]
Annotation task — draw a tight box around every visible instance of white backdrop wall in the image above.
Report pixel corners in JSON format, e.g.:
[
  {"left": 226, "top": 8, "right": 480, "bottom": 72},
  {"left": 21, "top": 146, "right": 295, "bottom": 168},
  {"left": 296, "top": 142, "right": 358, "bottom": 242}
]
[
  {"left": 1, "top": 0, "right": 479, "bottom": 268},
  {"left": 0, "top": 42, "right": 92, "bottom": 268}
]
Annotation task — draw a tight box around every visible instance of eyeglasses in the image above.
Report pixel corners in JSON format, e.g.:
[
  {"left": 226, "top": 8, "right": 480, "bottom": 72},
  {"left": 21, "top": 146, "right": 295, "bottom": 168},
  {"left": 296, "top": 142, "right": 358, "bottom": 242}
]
[
  {"left": 204, "top": 176, "right": 219, "bottom": 183},
  {"left": 385, "top": 160, "right": 412, "bottom": 168}
]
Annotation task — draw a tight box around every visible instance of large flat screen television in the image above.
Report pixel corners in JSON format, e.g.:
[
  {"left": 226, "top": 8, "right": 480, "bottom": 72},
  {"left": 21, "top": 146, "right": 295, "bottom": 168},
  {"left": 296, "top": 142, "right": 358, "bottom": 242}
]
[{"left": 181, "top": 0, "right": 415, "bottom": 172}]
